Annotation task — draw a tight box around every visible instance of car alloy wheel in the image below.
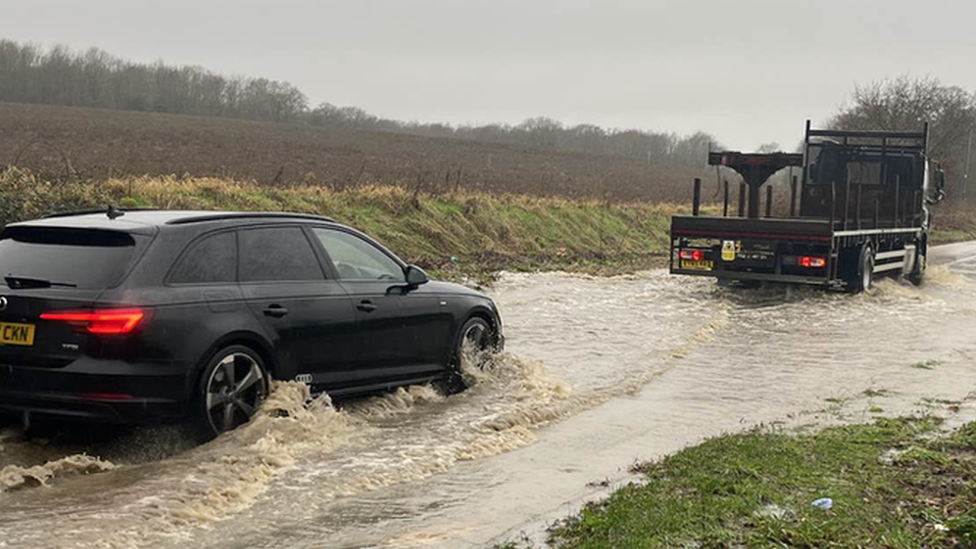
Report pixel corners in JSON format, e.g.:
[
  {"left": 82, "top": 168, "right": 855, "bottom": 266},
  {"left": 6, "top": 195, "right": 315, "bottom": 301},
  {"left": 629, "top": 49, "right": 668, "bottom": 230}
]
[{"left": 201, "top": 347, "right": 268, "bottom": 438}]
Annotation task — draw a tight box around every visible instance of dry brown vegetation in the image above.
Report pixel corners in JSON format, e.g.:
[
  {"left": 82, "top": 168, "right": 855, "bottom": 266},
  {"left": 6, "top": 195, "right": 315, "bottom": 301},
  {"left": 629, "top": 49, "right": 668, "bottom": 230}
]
[
  {"left": 0, "top": 168, "right": 682, "bottom": 278},
  {"left": 0, "top": 102, "right": 708, "bottom": 203}
]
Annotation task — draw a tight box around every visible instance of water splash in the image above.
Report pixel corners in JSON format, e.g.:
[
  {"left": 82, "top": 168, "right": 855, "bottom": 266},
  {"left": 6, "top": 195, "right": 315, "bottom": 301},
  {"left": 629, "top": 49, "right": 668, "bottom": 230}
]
[
  {"left": 149, "top": 381, "right": 358, "bottom": 522},
  {"left": 346, "top": 384, "right": 446, "bottom": 420},
  {"left": 926, "top": 264, "right": 969, "bottom": 287},
  {"left": 0, "top": 454, "right": 116, "bottom": 492},
  {"left": 0, "top": 382, "right": 362, "bottom": 549}
]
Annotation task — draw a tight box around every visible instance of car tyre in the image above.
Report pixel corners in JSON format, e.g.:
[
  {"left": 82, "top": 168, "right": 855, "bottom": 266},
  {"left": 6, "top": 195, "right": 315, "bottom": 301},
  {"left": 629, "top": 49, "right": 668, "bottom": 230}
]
[
  {"left": 438, "top": 317, "right": 494, "bottom": 395},
  {"left": 193, "top": 345, "right": 270, "bottom": 442}
]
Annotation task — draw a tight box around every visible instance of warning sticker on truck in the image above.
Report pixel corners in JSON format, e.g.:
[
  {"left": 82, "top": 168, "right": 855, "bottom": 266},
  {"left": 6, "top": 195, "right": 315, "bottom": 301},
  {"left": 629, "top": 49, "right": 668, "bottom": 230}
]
[{"left": 721, "top": 240, "right": 737, "bottom": 261}]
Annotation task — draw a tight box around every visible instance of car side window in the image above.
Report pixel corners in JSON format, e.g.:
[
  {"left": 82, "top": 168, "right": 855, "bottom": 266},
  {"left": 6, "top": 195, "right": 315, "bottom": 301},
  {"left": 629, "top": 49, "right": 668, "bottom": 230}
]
[
  {"left": 169, "top": 231, "right": 237, "bottom": 284},
  {"left": 312, "top": 228, "right": 403, "bottom": 281},
  {"left": 238, "top": 227, "right": 324, "bottom": 282}
]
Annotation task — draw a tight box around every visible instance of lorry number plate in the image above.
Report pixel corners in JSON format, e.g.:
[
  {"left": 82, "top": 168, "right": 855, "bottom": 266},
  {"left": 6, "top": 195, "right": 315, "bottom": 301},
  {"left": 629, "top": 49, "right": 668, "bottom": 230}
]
[{"left": 680, "top": 260, "right": 713, "bottom": 270}]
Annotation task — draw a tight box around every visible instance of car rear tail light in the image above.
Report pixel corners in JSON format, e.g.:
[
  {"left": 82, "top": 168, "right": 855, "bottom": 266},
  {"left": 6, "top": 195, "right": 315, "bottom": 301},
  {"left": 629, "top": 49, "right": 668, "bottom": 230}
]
[
  {"left": 798, "top": 256, "right": 827, "bottom": 268},
  {"left": 679, "top": 249, "right": 705, "bottom": 261},
  {"left": 41, "top": 308, "right": 148, "bottom": 335}
]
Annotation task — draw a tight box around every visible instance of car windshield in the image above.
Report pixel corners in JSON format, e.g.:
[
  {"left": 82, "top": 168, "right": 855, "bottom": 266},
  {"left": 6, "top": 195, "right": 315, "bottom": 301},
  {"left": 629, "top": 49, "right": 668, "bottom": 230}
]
[{"left": 0, "top": 227, "right": 144, "bottom": 289}]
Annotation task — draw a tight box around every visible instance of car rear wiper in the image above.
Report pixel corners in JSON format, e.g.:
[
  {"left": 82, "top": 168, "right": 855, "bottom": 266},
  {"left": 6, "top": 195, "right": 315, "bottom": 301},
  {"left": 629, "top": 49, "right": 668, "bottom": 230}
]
[{"left": 3, "top": 275, "right": 78, "bottom": 289}]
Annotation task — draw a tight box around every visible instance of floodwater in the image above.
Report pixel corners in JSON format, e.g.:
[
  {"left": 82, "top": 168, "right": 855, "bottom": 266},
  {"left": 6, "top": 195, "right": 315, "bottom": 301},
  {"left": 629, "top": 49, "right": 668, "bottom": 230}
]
[{"left": 3, "top": 242, "right": 976, "bottom": 549}]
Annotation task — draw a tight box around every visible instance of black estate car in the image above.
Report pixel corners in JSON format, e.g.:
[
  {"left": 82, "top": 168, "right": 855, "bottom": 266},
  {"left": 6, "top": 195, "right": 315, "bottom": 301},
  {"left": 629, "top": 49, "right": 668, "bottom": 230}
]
[{"left": 0, "top": 209, "right": 503, "bottom": 439}]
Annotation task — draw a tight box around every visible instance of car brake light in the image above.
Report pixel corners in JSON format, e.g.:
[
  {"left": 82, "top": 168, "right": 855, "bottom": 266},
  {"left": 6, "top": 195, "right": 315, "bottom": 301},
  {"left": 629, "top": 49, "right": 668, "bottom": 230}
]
[
  {"left": 680, "top": 249, "right": 704, "bottom": 261},
  {"left": 41, "top": 308, "right": 147, "bottom": 335},
  {"left": 798, "top": 256, "right": 826, "bottom": 268}
]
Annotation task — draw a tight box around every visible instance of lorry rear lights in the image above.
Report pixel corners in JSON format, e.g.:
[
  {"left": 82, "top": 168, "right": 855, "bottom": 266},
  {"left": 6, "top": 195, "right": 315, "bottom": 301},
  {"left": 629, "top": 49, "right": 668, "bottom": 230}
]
[
  {"left": 41, "top": 308, "right": 147, "bottom": 335},
  {"left": 679, "top": 249, "right": 705, "bottom": 261},
  {"left": 798, "top": 256, "right": 826, "bottom": 268}
]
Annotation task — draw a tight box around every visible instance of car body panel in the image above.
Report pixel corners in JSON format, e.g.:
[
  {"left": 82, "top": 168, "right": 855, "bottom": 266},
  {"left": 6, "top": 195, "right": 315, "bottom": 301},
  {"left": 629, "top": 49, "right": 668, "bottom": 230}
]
[{"left": 241, "top": 280, "right": 359, "bottom": 381}]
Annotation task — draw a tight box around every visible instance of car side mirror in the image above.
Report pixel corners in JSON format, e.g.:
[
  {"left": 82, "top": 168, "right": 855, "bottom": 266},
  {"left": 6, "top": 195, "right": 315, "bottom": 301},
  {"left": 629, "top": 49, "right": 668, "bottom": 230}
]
[
  {"left": 936, "top": 170, "right": 946, "bottom": 191},
  {"left": 404, "top": 265, "right": 429, "bottom": 287}
]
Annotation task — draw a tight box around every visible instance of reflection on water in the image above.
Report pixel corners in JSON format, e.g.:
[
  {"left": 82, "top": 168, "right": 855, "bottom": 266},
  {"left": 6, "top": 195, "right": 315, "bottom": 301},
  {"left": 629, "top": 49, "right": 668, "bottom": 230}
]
[{"left": 2, "top": 254, "right": 976, "bottom": 549}]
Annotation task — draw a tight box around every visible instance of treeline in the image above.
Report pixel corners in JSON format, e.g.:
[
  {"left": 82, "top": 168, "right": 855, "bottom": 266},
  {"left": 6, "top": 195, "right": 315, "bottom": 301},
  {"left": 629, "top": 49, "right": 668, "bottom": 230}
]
[
  {"left": 309, "top": 105, "right": 717, "bottom": 169},
  {"left": 0, "top": 40, "right": 308, "bottom": 122},
  {"left": 0, "top": 39, "right": 716, "bottom": 169}
]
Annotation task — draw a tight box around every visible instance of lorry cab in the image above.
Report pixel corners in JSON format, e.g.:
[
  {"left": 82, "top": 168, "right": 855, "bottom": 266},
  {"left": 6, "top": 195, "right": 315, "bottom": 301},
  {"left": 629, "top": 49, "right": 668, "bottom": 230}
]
[{"left": 800, "top": 138, "right": 936, "bottom": 229}]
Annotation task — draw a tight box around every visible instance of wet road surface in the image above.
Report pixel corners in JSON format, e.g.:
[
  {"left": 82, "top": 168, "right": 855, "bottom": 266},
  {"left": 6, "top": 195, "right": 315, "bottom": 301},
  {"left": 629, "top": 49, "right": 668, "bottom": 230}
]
[{"left": 2, "top": 242, "right": 976, "bottom": 548}]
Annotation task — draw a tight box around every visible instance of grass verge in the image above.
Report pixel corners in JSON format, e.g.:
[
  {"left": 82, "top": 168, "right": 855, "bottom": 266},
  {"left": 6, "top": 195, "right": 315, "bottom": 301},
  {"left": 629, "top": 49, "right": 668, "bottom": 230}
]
[
  {"left": 931, "top": 205, "right": 976, "bottom": 245},
  {"left": 0, "top": 167, "right": 679, "bottom": 281},
  {"left": 537, "top": 417, "right": 976, "bottom": 549},
  {"left": 1, "top": 167, "right": 972, "bottom": 282}
]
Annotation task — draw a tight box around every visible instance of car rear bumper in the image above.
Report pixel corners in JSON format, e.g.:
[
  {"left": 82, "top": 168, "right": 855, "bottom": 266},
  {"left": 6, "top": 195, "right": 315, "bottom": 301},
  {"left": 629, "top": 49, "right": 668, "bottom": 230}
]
[{"left": 0, "top": 357, "right": 190, "bottom": 423}]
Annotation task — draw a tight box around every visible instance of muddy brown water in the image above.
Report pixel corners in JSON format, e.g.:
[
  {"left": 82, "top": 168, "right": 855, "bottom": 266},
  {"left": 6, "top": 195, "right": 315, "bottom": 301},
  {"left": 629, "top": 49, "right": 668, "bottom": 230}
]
[{"left": 3, "top": 242, "right": 976, "bottom": 549}]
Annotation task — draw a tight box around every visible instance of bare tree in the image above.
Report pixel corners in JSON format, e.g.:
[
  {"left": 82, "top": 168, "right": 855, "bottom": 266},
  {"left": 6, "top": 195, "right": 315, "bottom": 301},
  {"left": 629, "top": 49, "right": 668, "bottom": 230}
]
[{"left": 829, "top": 76, "right": 976, "bottom": 191}]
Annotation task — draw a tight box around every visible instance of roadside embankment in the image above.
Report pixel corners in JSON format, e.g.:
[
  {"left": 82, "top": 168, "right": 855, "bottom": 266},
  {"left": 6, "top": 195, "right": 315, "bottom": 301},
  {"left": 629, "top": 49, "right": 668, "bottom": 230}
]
[
  {"left": 1, "top": 167, "right": 972, "bottom": 280},
  {"left": 931, "top": 205, "right": 976, "bottom": 245},
  {"left": 0, "top": 167, "right": 678, "bottom": 279}
]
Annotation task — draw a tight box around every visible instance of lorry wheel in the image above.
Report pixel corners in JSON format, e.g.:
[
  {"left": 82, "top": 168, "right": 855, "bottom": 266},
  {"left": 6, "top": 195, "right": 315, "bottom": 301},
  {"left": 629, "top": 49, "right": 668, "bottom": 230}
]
[
  {"left": 846, "top": 244, "right": 874, "bottom": 293},
  {"left": 908, "top": 247, "right": 926, "bottom": 286},
  {"left": 854, "top": 245, "right": 874, "bottom": 293}
]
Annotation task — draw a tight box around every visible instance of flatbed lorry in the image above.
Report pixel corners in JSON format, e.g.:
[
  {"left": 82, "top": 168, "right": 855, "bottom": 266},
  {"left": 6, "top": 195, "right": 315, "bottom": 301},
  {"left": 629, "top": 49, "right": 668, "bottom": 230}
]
[{"left": 670, "top": 122, "right": 946, "bottom": 292}]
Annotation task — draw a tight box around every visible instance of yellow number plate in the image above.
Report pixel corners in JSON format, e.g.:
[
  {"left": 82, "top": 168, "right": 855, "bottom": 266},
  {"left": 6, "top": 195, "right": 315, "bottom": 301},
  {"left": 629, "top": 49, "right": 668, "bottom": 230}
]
[
  {"left": 680, "top": 260, "right": 714, "bottom": 271},
  {"left": 0, "top": 322, "right": 35, "bottom": 346}
]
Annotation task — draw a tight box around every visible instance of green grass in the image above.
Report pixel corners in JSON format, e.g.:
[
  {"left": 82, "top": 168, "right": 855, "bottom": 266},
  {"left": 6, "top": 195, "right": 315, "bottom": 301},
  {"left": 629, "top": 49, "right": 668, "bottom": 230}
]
[
  {"left": 543, "top": 417, "right": 976, "bottom": 549},
  {"left": 2, "top": 166, "right": 973, "bottom": 282},
  {"left": 0, "top": 167, "right": 681, "bottom": 281},
  {"left": 931, "top": 228, "right": 976, "bottom": 245}
]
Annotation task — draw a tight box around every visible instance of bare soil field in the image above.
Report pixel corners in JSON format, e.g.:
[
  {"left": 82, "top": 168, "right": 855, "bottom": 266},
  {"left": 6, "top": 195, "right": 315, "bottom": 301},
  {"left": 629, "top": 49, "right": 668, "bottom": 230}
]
[{"left": 0, "top": 102, "right": 706, "bottom": 202}]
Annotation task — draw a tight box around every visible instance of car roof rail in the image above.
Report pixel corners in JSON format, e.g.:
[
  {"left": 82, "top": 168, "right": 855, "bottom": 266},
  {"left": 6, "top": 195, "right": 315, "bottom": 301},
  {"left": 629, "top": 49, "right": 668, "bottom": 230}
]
[
  {"left": 165, "top": 212, "right": 337, "bottom": 225},
  {"left": 43, "top": 207, "right": 160, "bottom": 219}
]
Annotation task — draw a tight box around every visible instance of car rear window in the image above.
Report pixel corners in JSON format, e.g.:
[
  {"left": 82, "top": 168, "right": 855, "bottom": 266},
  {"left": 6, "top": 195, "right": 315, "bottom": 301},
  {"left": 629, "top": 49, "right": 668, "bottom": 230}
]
[{"left": 0, "top": 227, "right": 143, "bottom": 289}]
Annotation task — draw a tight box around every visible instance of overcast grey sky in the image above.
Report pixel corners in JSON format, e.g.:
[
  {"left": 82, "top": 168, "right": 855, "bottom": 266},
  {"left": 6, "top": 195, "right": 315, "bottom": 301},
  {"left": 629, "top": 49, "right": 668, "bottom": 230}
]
[{"left": 1, "top": 0, "right": 973, "bottom": 150}]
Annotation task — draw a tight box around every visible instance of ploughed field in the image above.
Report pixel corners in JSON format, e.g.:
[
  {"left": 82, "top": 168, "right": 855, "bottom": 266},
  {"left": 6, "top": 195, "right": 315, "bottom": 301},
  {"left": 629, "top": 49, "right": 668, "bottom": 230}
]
[
  {"left": 2, "top": 243, "right": 976, "bottom": 549},
  {"left": 0, "top": 102, "right": 705, "bottom": 202}
]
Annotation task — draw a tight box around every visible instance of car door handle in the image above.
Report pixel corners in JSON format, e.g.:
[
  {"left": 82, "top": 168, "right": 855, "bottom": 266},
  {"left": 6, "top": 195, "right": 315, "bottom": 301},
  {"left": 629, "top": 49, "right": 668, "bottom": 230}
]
[
  {"left": 356, "top": 300, "right": 377, "bottom": 312},
  {"left": 263, "top": 304, "right": 289, "bottom": 318}
]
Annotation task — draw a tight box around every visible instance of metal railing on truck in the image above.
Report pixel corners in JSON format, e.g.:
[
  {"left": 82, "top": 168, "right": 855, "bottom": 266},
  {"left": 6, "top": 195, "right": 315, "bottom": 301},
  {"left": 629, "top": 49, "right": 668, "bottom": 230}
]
[{"left": 676, "top": 121, "right": 935, "bottom": 288}]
